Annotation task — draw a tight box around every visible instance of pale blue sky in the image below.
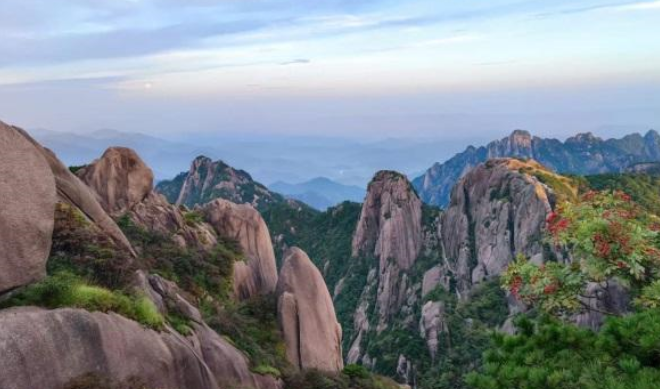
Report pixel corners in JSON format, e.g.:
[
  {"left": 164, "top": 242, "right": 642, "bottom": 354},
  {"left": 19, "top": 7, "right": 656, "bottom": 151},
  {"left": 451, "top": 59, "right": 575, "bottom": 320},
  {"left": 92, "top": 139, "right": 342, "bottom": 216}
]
[{"left": 0, "top": 0, "right": 658, "bottom": 139}]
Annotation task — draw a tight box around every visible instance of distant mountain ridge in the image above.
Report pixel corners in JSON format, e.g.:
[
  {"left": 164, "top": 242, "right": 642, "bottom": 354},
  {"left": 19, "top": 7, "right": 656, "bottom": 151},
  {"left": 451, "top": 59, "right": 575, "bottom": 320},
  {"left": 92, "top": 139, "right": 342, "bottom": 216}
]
[
  {"left": 156, "top": 155, "right": 287, "bottom": 211},
  {"left": 413, "top": 129, "right": 660, "bottom": 207},
  {"left": 270, "top": 177, "right": 365, "bottom": 210}
]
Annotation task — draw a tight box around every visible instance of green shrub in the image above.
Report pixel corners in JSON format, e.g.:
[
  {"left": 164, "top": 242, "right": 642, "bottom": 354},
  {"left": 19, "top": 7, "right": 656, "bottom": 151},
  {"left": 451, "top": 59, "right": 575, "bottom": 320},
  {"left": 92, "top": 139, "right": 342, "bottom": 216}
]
[
  {"left": 343, "top": 364, "right": 370, "bottom": 379},
  {"left": 1, "top": 272, "right": 164, "bottom": 330},
  {"left": 252, "top": 364, "right": 282, "bottom": 378}
]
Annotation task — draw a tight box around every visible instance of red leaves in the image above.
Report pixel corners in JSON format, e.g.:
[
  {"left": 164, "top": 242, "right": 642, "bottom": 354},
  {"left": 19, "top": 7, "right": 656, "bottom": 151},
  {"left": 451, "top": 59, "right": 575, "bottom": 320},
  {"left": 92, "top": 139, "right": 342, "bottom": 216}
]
[
  {"left": 543, "top": 283, "right": 558, "bottom": 295},
  {"left": 510, "top": 276, "right": 523, "bottom": 298}
]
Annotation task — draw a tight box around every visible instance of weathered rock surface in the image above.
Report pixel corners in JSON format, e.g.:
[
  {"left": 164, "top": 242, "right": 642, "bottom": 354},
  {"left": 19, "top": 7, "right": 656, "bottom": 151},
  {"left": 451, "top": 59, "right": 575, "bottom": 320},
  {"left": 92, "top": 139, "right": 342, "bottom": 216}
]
[
  {"left": 441, "top": 159, "right": 559, "bottom": 294},
  {"left": 130, "top": 192, "right": 218, "bottom": 250},
  {"left": 0, "top": 122, "right": 57, "bottom": 294},
  {"left": 277, "top": 247, "right": 343, "bottom": 372},
  {"left": 77, "top": 147, "right": 154, "bottom": 216},
  {"left": 0, "top": 307, "right": 280, "bottom": 389},
  {"left": 10, "top": 126, "right": 136, "bottom": 257},
  {"left": 202, "top": 199, "right": 278, "bottom": 299},
  {"left": 156, "top": 156, "right": 283, "bottom": 211},
  {"left": 352, "top": 171, "right": 423, "bottom": 330},
  {"left": 419, "top": 301, "right": 446, "bottom": 360}
]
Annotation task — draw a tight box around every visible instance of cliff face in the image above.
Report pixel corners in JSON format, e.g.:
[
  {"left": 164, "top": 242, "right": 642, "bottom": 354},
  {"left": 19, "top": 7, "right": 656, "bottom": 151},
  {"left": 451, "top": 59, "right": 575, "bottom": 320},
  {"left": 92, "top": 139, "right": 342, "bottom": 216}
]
[
  {"left": 277, "top": 247, "right": 344, "bottom": 372},
  {"left": 156, "top": 156, "right": 283, "bottom": 211},
  {"left": 0, "top": 122, "right": 344, "bottom": 389},
  {"left": 351, "top": 171, "right": 423, "bottom": 331},
  {"left": 414, "top": 129, "right": 660, "bottom": 207},
  {"left": 441, "top": 159, "right": 562, "bottom": 295},
  {"left": 202, "top": 199, "right": 279, "bottom": 300},
  {"left": 0, "top": 122, "right": 56, "bottom": 294}
]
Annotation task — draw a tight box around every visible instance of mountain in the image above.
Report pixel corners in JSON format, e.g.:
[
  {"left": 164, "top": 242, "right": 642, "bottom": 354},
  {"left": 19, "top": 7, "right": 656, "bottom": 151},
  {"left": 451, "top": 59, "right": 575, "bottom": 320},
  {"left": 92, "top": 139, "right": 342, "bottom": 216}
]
[
  {"left": 1, "top": 122, "right": 388, "bottom": 389},
  {"left": 156, "top": 156, "right": 287, "bottom": 212},
  {"left": 270, "top": 177, "right": 366, "bottom": 210},
  {"left": 413, "top": 129, "right": 660, "bottom": 207}
]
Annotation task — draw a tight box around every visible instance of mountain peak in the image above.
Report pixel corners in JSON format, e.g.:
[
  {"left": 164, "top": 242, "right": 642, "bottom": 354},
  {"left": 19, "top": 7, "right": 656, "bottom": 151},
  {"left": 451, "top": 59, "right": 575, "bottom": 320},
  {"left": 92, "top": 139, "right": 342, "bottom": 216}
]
[{"left": 567, "top": 132, "right": 601, "bottom": 144}]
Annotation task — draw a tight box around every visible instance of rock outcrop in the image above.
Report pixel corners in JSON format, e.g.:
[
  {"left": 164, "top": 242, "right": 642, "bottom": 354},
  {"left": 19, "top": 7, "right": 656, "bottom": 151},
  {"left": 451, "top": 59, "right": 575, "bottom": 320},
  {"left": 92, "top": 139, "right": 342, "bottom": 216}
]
[
  {"left": 276, "top": 247, "right": 343, "bottom": 372},
  {"left": 441, "top": 158, "right": 563, "bottom": 294},
  {"left": 77, "top": 147, "right": 154, "bottom": 216},
  {"left": 156, "top": 156, "right": 283, "bottom": 211},
  {"left": 414, "top": 129, "right": 660, "bottom": 207},
  {"left": 351, "top": 171, "right": 423, "bottom": 330},
  {"left": 0, "top": 122, "right": 57, "bottom": 294},
  {"left": 8, "top": 125, "right": 136, "bottom": 258},
  {"left": 202, "top": 199, "right": 278, "bottom": 299},
  {"left": 0, "top": 306, "right": 280, "bottom": 389}
]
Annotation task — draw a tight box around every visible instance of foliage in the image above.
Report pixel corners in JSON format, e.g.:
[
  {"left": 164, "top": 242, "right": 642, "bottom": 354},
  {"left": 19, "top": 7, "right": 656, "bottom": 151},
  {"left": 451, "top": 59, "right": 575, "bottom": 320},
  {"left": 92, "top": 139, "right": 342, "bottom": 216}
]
[
  {"left": 418, "top": 280, "right": 509, "bottom": 389},
  {"left": 343, "top": 364, "right": 371, "bottom": 379},
  {"left": 117, "top": 214, "right": 240, "bottom": 301},
  {"left": 1, "top": 272, "right": 164, "bottom": 329},
  {"left": 503, "top": 190, "right": 660, "bottom": 315},
  {"left": 585, "top": 172, "right": 660, "bottom": 216},
  {"left": 205, "top": 294, "right": 289, "bottom": 375},
  {"left": 68, "top": 165, "right": 88, "bottom": 174},
  {"left": 284, "top": 369, "right": 400, "bottom": 389},
  {"left": 466, "top": 310, "right": 660, "bottom": 389},
  {"left": 183, "top": 210, "right": 204, "bottom": 226},
  {"left": 49, "top": 203, "right": 134, "bottom": 289}
]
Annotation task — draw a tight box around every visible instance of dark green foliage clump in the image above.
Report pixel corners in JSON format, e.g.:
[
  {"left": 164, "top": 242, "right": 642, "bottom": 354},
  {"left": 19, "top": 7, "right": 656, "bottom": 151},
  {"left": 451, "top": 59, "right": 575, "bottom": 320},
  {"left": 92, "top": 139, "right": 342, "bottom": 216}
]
[
  {"left": 68, "top": 165, "right": 88, "bottom": 174},
  {"left": 1, "top": 272, "right": 164, "bottom": 330},
  {"left": 49, "top": 203, "right": 134, "bottom": 289},
  {"left": 117, "top": 214, "right": 240, "bottom": 301},
  {"left": 466, "top": 310, "right": 660, "bottom": 389},
  {"left": 205, "top": 294, "right": 288, "bottom": 377},
  {"left": 585, "top": 172, "right": 660, "bottom": 215},
  {"left": 417, "top": 280, "right": 509, "bottom": 389},
  {"left": 284, "top": 369, "right": 400, "bottom": 389}
]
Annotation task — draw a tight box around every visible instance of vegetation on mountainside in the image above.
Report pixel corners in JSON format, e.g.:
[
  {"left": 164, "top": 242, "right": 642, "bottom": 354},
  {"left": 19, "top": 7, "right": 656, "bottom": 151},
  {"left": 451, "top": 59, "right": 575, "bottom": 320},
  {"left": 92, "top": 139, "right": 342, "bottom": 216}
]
[
  {"left": 285, "top": 368, "right": 400, "bottom": 389},
  {"left": 503, "top": 190, "right": 660, "bottom": 315},
  {"left": 417, "top": 280, "right": 509, "bottom": 389},
  {"left": 467, "top": 188, "right": 660, "bottom": 388},
  {"left": 466, "top": 310, "right": 660, "bottom": 389},
  {"left": 117, "top": 214, "right": 240, "bottom": 301},
  {"left": 585, "top": 172, "right": 660, "bottom": 215},
  {"left": 0, "top": 272, "right": 164, "bottom": 329}
]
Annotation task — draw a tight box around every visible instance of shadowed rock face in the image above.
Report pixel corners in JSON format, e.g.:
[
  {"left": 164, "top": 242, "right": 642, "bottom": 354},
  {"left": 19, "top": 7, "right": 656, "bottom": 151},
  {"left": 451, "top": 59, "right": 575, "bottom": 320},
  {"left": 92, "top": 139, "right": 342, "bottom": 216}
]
[
  {"left": 277, "top": 247, "right": 343, "bottom": 372},
  {"left": 442, "top": 159, "right": 557, "bottom": 294},
  {"left": 202, "top": 199, "right": 278, "bottom": 299},
  {"left": 0, "top": 122, "right": 56, "bottom": 294},
  {"left": 352, "top": 171, "right": 423, "bottom": 330},
  {"left": 77, "top": 147, "right": 154, "bottom": 217}
]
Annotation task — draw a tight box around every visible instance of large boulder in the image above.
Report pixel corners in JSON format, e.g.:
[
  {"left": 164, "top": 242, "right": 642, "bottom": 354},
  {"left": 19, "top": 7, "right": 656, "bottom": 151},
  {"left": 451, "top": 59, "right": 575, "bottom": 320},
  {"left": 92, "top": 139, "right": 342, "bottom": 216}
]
[
  {"left": 202, "top": 199, "right": 278, "bottom": 300},
  {"left": 0, "top": 307, "right": 280, "bottom": 389},
  {"left": 77, "top": 147, "right": 154, "bottom": 216},
  {"left": 276, "top": 247, "right": 343, "bottom": 372},
  {"left": 0, "top": 122, "right": 57, "bottom": 294}
]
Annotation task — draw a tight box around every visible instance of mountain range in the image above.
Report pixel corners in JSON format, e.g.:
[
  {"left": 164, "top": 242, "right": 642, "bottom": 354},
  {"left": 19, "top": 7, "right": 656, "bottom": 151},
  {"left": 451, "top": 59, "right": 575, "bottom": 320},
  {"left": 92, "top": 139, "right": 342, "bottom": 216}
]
[
  {"left": 270, "top": 178, "right": 366, "bottom": 210},
  {"left": 413, "top": 129, "right": 660, "bottom": 207}
]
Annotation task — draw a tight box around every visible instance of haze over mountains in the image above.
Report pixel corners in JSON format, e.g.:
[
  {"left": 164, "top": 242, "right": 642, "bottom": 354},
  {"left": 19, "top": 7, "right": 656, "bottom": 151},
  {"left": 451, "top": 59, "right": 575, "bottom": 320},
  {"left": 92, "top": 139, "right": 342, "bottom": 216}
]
[{"left": 270, "top": 178, "right": 366, "bottom": 210}]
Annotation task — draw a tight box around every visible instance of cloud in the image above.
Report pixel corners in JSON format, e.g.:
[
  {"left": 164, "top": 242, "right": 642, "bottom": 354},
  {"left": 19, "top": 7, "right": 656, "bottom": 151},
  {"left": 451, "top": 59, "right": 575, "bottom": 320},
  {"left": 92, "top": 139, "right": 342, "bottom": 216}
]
[
  {"left": 535, "top": 0, "right": 660, "bottom": 17},
  {"left": 280, "top": 59, "right": 312, "bottom": 65}
]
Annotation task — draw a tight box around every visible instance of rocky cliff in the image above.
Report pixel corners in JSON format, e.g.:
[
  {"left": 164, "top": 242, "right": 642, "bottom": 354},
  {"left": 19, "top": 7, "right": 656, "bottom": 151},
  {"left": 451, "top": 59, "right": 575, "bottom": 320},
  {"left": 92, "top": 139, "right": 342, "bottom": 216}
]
[
  {"left": 0, "top": 122, "right": 348, "bottom": 389},
  {"left": 156, "top": 156, "right": 284, "bottom": 211},
  {"left": 414, "top": 129, "right": 660, "bottom": 207},
  {"left": 277, "top": 247, "right": 344, "bottom": 372},
  {"left": 202, "top": 199, "right": 279, "bottom": 300},
  {"left": 441, "top": 158, "right": 566, "bottom": 295}
]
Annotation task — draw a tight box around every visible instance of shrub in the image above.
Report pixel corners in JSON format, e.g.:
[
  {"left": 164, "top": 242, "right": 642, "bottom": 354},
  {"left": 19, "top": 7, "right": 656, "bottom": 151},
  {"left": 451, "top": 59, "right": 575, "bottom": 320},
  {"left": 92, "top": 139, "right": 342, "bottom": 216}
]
[
  {"left": 1, "top": 272, "right": 164, "bottom": 330},
  {"left": 343, "top": 364, "right": 370, "bottom": 379},
  {"left": 252, "top": 364, "right": 282, "bottom": 378}
]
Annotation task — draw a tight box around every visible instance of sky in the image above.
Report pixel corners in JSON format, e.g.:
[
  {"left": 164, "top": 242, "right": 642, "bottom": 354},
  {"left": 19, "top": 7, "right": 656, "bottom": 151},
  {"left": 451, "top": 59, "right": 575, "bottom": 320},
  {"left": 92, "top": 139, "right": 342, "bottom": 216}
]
[{"left": 0, "top": 0, "right": 659, "bottom": 141}]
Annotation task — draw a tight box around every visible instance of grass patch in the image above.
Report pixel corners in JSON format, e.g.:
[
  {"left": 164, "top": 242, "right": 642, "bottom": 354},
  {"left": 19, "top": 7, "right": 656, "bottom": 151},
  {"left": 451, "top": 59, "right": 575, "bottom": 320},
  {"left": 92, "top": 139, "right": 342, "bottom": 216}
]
[
  {"left": 1, "top": 272, "right": 164, "bottom": 330},
  {"left": 251, "top": 364, "right": 282, "bottom": 378}
]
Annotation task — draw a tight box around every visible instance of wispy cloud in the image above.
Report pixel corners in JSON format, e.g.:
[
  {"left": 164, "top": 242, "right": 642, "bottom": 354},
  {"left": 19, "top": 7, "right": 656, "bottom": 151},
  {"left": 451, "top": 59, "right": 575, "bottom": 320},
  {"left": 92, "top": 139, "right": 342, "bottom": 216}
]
[{"left": 280, "top": 59, "right": 312, "bottom": 65}]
